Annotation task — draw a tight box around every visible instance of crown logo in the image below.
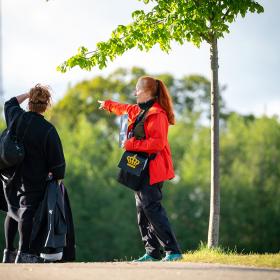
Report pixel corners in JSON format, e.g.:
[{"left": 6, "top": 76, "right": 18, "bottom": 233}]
[{"left": 126, "top": 154, "right": 140, "bottom": 169}]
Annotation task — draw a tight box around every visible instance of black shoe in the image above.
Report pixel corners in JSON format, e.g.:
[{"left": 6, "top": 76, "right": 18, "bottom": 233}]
[
  {"left": 15, "top": 251, "right": 43, "bottom": 263},
  {"left": 2, "top": 249, "right": 17, "bottom": 263}
]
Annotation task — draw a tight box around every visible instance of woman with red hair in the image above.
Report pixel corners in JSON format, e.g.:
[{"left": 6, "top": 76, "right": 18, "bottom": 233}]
[{"left": 98, "top": 76, "right": 182, "bottom": 261}]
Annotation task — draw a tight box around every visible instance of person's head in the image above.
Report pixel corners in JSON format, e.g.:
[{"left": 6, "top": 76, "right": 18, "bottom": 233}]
[
  {"left": 135, "top": 76, "right": 175, "bottom": 125},
  {"left": 28, "top": 84, "right": 52, "bottom": 114}
]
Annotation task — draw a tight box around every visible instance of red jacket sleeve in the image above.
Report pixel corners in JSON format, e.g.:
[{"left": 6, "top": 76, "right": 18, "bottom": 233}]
[
  {"left": 103, "top": 100, "right": 141, "bottom": 121},
  {"left": 124, "top": 112, "right": 168, "bottom": 154}
]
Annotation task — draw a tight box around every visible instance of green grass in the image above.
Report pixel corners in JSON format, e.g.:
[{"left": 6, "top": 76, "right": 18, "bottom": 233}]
[{"left": 182, "top": 244, "right": 280, "bottom": 269}]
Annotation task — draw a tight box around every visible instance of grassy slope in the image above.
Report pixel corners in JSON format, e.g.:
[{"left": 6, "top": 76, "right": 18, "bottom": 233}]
[{"left": 182, "top": 246, "right": 280, "bottom": 269}]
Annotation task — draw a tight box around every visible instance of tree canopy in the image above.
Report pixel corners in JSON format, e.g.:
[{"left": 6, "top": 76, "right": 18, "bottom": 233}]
[{"left": 57, "top": 0, "right": 264, "bottom": 72}]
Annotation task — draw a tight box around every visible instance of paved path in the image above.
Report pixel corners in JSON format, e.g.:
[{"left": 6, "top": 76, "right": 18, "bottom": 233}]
[{"left": 0, "top": 262, "right": 279, "bottom": 280}]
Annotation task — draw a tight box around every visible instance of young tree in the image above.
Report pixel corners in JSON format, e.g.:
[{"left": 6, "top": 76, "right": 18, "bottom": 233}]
[{"left": 57, "top": 0, "right": 264, "bottom": 248}]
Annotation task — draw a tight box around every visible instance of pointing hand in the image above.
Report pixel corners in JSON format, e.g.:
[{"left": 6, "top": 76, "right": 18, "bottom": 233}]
[{"left": 98, "top": 100, "right": 105, "bottom": 110}]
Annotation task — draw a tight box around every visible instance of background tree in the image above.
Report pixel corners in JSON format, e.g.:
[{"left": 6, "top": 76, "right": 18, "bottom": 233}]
[
  {"left": 1, "top": 68, "right": 280, "bottom": 261},
  {"left": 57, "top": 0, "right": 264, "bottom": 247}
]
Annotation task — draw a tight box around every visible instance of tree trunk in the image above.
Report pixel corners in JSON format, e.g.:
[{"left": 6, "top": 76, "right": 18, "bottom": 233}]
[{"left": 207, "top": 37, "right": 220, "bottom": 248}]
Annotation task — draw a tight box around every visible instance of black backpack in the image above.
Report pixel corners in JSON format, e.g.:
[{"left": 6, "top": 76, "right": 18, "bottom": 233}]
[{"left": 0, "top": 112, "right": 33, "bottom": 170}]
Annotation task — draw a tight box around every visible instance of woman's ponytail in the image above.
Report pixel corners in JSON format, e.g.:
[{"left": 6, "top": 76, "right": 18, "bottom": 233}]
[{"left": 156, "top": 79, "right": 175, "bottom": 125}]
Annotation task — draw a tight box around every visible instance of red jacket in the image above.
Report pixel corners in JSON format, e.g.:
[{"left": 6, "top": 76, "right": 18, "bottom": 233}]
[{"left": 104, "top": 100, "right": 175, "bottom": 185}]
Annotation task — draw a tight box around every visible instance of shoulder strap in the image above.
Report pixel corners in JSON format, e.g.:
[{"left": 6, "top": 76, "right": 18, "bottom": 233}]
[
  {"left": 133, "top": 108, "right": 159, "bottom": 160},
  {"left": 133, "top": 109, "right": 150, "bottom": 130},
  {"left": 8, "top": 111, "right": 23, "bottom": 131},
  {"left": 15, "top": 113, "right": 34, "bottom": 142}
]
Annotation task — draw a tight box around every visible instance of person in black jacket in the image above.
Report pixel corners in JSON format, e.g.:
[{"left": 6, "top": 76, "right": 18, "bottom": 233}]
[{"left": 1, "top": 84, "right": 66, "bottom": 263}]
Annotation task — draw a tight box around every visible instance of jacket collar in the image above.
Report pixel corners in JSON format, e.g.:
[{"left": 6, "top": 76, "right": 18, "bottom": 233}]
[
  {"left": 29, "top": 111, "right": 44, "bottom": 118},
  {"left": 145, "top": 102, "right": 165, "bottom": 117}
]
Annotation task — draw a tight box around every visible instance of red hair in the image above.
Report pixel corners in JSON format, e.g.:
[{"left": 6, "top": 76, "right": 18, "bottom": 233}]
[
  {"left": 139, "top": 76, "right": 175, "bottom": 125},
  {"left": 28, "top": 84, "right": 52, "bottom": 113}
]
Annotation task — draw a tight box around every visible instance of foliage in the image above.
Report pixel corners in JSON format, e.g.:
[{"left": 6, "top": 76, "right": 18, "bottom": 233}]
[{"left": 57, "top": 0, "right": 264, "bottom": 72}]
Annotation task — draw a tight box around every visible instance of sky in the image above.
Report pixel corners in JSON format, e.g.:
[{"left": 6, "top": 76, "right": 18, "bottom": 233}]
[{"left": 1, "top": 0, "right": 279, "bottom": 117}]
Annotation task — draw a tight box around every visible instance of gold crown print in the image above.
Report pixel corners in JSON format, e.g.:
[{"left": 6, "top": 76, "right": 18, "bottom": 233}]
[{"left": 126, "top": 154, "right": 140, "bottom": 169}]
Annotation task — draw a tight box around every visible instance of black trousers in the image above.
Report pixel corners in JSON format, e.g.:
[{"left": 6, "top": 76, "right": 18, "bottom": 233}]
[{"left": 134, "top": 175, "right": 181, "bottom": 259}]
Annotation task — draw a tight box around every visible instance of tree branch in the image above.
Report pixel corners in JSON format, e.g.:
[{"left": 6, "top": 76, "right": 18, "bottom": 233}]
[
  {"left": 84, "top": 18, "right": 166, "bottom": 57},
  {"left": 222, "top": 8, "right": 231, "bottom": 22}
]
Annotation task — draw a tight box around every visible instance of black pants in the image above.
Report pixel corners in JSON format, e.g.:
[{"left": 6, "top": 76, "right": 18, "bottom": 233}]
[{"left": 134, "top": 175, "right": 181, "bottom": 259}]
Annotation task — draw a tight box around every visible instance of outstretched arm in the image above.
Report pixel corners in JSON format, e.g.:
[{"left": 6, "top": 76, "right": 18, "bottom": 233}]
[{"left": 98, "top": 99, "right": 141, "bottom": 121}]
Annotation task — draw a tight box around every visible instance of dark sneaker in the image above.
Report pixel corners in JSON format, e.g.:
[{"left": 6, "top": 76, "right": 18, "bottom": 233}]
[
  {"left": 161, "top": 253, "right": 183, "bottom": 261},
  {"left": 15, "top": 252, "right": 43, "bottom": 263},
  {"left": 2, "top": 249, "right": 17, "bottom": 263},
  {"left": 132, "top": 253, "right": 160, "bottom": 262}
]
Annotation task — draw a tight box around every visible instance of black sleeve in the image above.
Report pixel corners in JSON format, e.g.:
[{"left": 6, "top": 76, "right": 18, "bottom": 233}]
[
  {"left": 4, "top": 97, "right": 24, "bottom": 127},
  {"left": 45, "top": 127, "right": 66, "bottom": 180}
]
